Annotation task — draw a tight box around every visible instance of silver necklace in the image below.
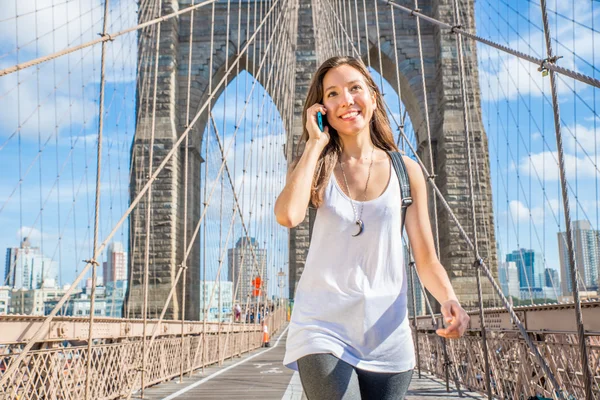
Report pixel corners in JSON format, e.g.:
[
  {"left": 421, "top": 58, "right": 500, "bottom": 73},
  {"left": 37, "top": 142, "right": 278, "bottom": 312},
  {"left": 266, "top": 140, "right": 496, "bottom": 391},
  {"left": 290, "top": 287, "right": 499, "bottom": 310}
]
[{"left": 339, "top": 146, "right": 375, "bottom": 237}]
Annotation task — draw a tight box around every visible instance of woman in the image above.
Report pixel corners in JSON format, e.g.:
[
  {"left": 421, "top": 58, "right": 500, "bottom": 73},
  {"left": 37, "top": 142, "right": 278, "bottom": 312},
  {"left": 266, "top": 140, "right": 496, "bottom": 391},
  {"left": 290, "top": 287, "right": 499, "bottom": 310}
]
[{"left": 274, "top": 56, "right": 469, "bottom": 400}]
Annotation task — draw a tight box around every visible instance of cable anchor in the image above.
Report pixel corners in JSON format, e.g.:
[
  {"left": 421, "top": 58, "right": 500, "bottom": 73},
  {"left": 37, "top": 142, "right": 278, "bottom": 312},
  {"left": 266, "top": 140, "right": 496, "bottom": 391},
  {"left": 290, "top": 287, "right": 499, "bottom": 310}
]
[
  {"left": 83, "top": 258, "right": 100, "bottom": 267},
  {"left": 538, "top": 55, "right": 562, "bottom": 77},
  {"left": 450, "top": 24, "right": 462, "bottom": 34},
  {"left": 98, "top": 32, "right": 115, "bottom": 42},
  {"left": 472, "top": 258, "right": 484, "bottom": 269},
  {"left": 410, "top": 8, "right": 421, "bottom": 16}
]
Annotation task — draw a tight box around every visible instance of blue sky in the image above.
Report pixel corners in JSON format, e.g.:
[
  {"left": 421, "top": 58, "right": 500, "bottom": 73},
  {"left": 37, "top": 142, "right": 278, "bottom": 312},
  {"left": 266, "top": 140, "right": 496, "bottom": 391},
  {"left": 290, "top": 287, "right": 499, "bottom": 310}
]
[
  {"left": 0, "top": 0, "right": 598, "bottom": 302},
  {"left": 475, "top": 0, "right": 600, "bottom": 287}
]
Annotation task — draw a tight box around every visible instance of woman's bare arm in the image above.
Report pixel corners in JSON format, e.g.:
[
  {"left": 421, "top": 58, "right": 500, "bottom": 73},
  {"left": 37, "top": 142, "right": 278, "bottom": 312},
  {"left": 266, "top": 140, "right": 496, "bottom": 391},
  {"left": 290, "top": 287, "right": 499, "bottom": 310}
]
[
  {"left": 274, "top": 140, "right": 325, "bottom": 227},
  {"left": 404, "top": 156, "right": 470, "bottom": 338},
  {"left": 274, "top": 104, "right": 329, "bottom": 228}
]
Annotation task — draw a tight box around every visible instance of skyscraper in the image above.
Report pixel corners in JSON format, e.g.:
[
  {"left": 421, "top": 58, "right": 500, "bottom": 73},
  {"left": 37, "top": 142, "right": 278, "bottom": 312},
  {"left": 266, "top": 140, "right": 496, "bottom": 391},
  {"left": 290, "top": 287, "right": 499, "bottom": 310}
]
[
  {"left": 4, "top": 238, "right": 57, "bottom": 290},
  {"left": 228, "top": 237, "right": 267, "bottom": 302},
  {"left": 558, "top": 220, "right": 600, "bottom": 295},
  {"left": 545, "top": 268, "right": 560, "bottom": 289},
  {"left": 103, "top": 242, "right": 127, "bottom": 284},
  {"left": 498, "top": 261, "right": 520, "bottom": 299},
  {"left": 506, "top": 249, "right": 544, "bottom": 291}
]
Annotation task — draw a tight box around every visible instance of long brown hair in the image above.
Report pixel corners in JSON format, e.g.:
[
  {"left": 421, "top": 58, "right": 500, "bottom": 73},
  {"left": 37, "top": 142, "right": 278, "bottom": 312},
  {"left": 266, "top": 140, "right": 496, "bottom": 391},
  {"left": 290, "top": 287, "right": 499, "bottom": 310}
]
[{"left": 299, "top": 56, "right": 398, "bottom": 208}]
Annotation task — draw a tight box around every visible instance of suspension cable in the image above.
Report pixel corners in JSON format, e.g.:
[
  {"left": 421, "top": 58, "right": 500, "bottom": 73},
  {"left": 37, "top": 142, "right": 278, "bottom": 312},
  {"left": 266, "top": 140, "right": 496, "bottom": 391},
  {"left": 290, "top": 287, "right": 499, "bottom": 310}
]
[
  {"left": 539, "top": 0, "right": 593, "bottom": 398},
  {"left": 384, "top": 0, "right": 600, "bottom": 89}
]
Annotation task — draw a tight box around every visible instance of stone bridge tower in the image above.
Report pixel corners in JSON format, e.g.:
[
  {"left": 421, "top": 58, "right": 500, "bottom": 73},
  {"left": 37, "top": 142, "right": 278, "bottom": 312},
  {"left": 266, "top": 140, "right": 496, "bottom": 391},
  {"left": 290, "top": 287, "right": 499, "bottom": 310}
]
[{"left": 126, "top": 0, "right": 497, "bottom": 319}]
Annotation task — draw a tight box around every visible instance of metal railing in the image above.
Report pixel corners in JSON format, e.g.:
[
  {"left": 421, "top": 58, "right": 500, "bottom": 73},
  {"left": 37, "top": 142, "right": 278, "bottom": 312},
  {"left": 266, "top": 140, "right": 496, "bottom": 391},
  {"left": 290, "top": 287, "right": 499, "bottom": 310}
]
[
  {"left": 414, "top": 301, "right": 600, "bottom": 399},
  {"left": 0, "top": 303, "right": 287, "bottom": 400}
]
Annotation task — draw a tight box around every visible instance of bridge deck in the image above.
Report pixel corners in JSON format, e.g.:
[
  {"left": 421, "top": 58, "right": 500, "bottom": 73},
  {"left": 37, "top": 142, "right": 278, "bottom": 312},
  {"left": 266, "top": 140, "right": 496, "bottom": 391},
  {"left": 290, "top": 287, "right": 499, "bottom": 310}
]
[{"left": 139, "top": 325, "right": 484, "bottom": 400}]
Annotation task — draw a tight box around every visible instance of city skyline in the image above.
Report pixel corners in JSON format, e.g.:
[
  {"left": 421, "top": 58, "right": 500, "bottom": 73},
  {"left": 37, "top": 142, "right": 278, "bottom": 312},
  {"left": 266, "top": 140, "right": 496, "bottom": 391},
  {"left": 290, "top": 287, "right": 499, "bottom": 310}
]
[
  {"left": 3, "top": 238, "right": 128, "bottom": 290},
  {"left": 499, "top": 220, "right": 600, "bottom": 301}
]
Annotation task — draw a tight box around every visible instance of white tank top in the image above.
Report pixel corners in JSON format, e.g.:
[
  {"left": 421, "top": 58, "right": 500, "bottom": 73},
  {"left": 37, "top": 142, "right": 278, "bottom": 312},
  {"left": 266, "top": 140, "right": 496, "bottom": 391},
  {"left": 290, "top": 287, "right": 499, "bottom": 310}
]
[{"left": 283, "top": 159, "right": 416, "bottom": 373}]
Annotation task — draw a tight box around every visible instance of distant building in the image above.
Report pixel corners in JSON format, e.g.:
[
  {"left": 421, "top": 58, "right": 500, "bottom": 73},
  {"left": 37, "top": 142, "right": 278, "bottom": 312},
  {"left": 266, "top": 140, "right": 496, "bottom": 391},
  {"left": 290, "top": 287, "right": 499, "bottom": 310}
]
[
  {"left": 103, "top": 242, "right": 127, "bottom": 285},
  {"left": 42, "top": 281, "right": 124, "bottom": 317},
  {"left": 44, "top": 294, "right": 108, "bottom": 317},
  {"left": 558, "top": 220, "right": 600, "bottom": 295},
  {"left": 498, "top": 261, "right": 520, "bottom": 299},
  {"left": 105, "top": 280, "right": 127, "bottom": 317},
  {"left": 199, "top": 281, "right": 233, "bottom": 322},
  {"left": 228, "top": 237, "right": 267, "bottom": 302},
  {"left": 519, "top": 287, "right": 558, "bottom": 301},
  {"left": 506, "top": 249, "right": 544, "bottom": 290},
  {"left": 4, "top": 238, "right": 58, "bottom": 290},
  {"left": 558, "top": 291, "right": 598, "bottom": 303},
  {"left": 545, "top": 268, "right": 560, "bottom": 289},
  {"left": 0, "top": 286, "right": 11, "bottom": 314},
  {"left": 12, "top": 285, "right": 75, "bottom": 315}
]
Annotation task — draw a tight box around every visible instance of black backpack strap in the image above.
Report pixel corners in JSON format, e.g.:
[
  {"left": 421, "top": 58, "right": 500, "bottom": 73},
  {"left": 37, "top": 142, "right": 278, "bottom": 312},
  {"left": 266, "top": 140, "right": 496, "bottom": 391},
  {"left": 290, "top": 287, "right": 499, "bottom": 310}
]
[{"left": 387, "top": 151, "right": 413, "bottom": 235}]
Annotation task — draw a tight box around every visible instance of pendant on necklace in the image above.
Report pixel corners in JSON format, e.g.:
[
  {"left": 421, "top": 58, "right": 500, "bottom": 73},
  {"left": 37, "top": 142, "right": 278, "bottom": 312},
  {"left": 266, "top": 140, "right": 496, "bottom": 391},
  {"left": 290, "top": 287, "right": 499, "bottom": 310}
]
[{"left": 352, "top": 219, "right": 364, "bottom": 237}]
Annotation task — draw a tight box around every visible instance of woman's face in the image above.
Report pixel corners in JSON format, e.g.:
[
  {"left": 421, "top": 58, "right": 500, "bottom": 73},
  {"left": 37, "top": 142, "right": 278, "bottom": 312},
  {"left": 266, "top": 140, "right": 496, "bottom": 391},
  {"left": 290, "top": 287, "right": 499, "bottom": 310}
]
[{"left": 321, "top": 64, "right": 376, "bottom": 137}]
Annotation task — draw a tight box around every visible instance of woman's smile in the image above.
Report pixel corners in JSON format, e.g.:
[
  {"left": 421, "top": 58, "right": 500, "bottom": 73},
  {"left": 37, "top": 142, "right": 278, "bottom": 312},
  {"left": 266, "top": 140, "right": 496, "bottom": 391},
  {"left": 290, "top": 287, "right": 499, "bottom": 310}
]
[{"left": 339, "top": 110, "right": 361, "bottom": 121}]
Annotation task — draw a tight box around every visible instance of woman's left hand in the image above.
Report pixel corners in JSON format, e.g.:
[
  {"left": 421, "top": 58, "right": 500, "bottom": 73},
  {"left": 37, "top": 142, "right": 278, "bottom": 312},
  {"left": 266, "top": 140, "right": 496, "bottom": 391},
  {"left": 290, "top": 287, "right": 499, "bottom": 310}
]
[{"left": 435, "top": 300, "right": 470, "bottom": 339}]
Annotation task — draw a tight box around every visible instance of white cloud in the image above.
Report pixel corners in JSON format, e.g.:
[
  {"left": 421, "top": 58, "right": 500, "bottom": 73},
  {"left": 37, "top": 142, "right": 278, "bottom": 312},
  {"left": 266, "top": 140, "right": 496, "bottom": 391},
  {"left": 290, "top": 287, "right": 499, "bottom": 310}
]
[
  {"left": 16, "top": 226, "right": 47, "bottom": 243},
  {"left": 547, "top": 198, "right": 561, "bottom": 217},
  {"left": 0, "top": 0, "right": 138, "bottom": 141},
  {"left": 478, "top": 1, "right": 597, "bottom": 102},
  {"left": 584, "top": 116, "right": 600, "bottom": 124},
  {"left": 202, "top": 130, "right": 287, "bottom": 224},
  {"left": 479, "top": 52, "right": 577, "bottom": 102},
  {"left": 519, "top": 151, "right": 598, "bottom": 181},
  {"left": 0, "top": 71, "right": 99, "bottom": 140},
  {"left": 509, "top": 200, "right": 545, "bottom": 222},
  {"left": 562, "top": 124, "right": 600, "bottom": 155},
  {"left": 0, "top": 0, "right": 138, "bottom": 80}
]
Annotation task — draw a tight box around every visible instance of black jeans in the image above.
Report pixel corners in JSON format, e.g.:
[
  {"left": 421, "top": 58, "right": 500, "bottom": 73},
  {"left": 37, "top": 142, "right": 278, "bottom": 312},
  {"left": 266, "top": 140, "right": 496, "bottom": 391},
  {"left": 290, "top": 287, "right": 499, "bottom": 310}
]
[{"left": 297, "top": 353, "right": 413, "bottom": 400}]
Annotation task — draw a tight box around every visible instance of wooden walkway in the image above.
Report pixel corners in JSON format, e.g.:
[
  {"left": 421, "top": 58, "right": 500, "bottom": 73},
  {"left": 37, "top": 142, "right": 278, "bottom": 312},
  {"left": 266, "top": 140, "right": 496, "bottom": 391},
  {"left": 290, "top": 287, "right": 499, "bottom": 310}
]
[{"left": 138, "top": 325, "right": 483, "bottom": 400}]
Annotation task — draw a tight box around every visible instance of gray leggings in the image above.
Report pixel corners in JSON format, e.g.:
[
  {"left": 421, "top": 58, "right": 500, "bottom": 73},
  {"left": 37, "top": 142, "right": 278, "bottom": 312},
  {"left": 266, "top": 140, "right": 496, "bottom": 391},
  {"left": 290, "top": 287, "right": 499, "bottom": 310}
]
[{"left": 297, "top": 353, "right": 413, "bottom": 400}]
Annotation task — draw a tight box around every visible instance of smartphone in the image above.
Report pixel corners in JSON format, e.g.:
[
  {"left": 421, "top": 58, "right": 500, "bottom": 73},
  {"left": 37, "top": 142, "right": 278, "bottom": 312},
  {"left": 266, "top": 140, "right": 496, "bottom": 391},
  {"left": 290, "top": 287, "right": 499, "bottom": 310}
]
[{"left": 317, "top": 111, "right": 325, "bottom": 132}]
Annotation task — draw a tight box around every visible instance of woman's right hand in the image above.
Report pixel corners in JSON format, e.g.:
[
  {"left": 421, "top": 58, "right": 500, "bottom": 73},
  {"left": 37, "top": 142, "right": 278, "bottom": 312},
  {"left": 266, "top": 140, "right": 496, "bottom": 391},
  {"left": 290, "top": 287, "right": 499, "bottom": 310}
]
[{"left": 306, "top": 104, "right": 330, "bottom": 150}]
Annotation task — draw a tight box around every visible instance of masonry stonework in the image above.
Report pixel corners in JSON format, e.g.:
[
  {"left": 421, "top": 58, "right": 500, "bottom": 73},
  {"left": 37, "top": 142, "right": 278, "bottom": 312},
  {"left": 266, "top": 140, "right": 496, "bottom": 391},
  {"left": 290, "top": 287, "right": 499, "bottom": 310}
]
[{"left": 128, "top": 0, "right": 497, "bottom": 317}]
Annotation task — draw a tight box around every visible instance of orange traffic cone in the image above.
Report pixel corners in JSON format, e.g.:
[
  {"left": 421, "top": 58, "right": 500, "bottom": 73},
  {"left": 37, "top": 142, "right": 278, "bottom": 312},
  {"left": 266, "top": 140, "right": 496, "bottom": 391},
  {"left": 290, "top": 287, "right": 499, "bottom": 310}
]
[{"left": 262, "top": 324, "right": 270, "bottom": 348}]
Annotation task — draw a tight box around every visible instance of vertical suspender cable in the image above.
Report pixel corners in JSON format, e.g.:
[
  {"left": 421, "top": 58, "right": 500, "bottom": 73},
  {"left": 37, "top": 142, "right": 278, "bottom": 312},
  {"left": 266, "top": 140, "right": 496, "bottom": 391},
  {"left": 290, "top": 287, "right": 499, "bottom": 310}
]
[
  {"left": 361, "top": 0, "right": 370, "bottom": 66},
  {"left": 539, "top": 0, "right": 593, "bottom": 398},
  {"left": 354, "top": 0, "right": 361, "bottom": 56},
  {"left": 142, "top": 0, "right": 163, "bottom": 395},
  {"left": 413, "top": 0, "right": 440, "bottom": 255},
  {"left": 412, "top": 7, "right": 453, "bottom": 388},
  {"left": 84, "top": 1, "right": 110, "bottom": 399},
  {"left": 373, "top": 0, "right": 384, "bottom": 91},
  {"left": 343, "top": 0, "right": 351, "bottom": 53},
  {"left": 202, "top": 0, "right": 216, "bottom": 375},
  {"left": 408, "top": 256, "right": 421, "bottom": 378},
  {"left": 180, "top": 0, "right": 196, "bottom": 382},
  {"left": 232, "top": 0, "right": 242, "bottom": 356},
  {"left": 451, "top": 0, "right": 491, "bottom": 397},
  {"left": 390, "top": 5, "right": 405, "bottom": 149}
]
